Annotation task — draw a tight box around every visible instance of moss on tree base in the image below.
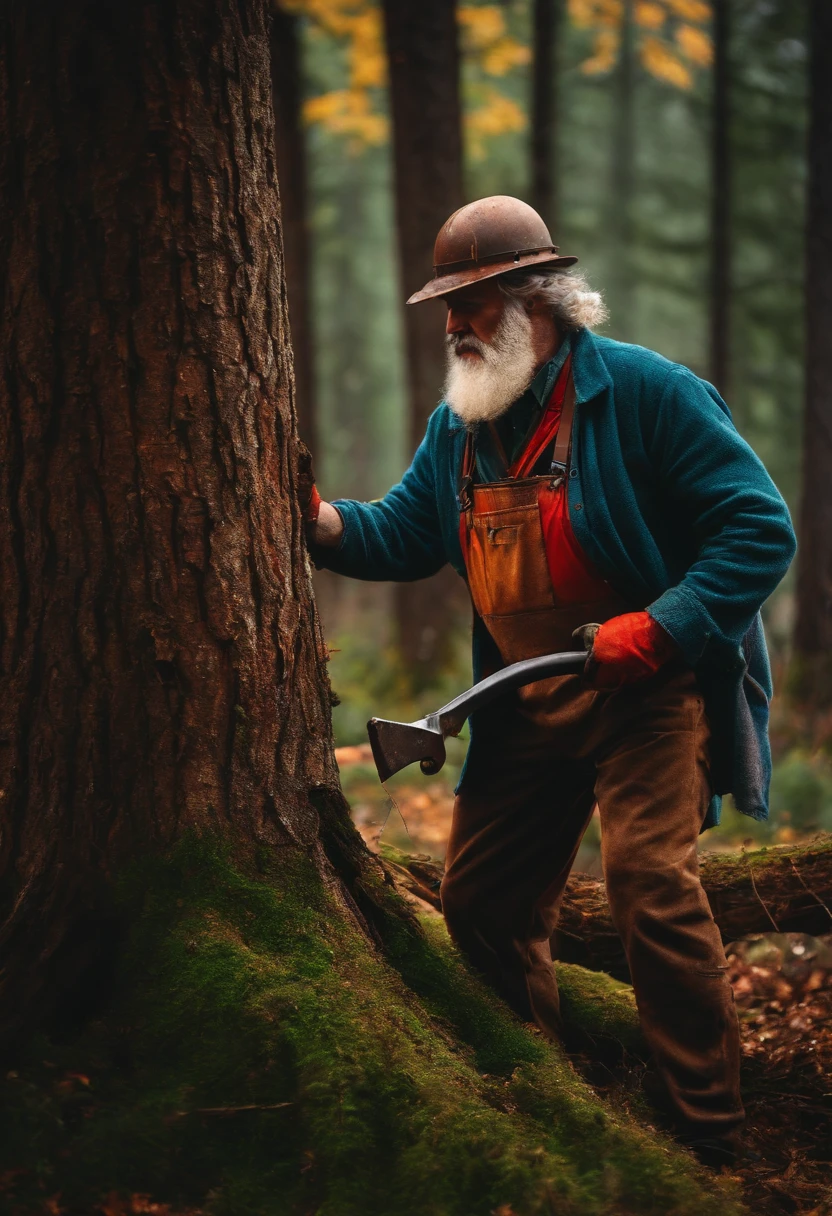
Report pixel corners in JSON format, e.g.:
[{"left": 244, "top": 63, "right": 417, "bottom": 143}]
[{"left": 0, "top": 837, "right": 743, "bottom": 1215}]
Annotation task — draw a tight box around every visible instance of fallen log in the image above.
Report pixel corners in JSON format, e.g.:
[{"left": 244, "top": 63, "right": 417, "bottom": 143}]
[{"left": 382, "top": 836, "right": 832, "bottom": 981}]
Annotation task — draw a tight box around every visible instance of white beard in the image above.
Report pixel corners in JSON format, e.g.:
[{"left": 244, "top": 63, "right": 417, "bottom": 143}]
[{"left": 443, "top": 303, "right": 538, "bottom": 425}]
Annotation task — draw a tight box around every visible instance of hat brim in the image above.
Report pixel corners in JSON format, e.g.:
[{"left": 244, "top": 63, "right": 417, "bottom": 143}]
[{"left": 407, "top": 251, "right": 579, "bottom": 305}]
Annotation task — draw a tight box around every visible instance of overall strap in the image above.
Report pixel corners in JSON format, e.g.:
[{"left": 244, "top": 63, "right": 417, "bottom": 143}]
[
  {"left": 458, "top": 354, "right": 576, "bottom": 504},
  {"left": 551, "top": 371, "right": 576, "bottom": 476},
  {"left": 510, "top": 356, "right": 574, "bottom": 480},
  {"left": 458, "top": 429, "right": 476, "bottom": 512}
]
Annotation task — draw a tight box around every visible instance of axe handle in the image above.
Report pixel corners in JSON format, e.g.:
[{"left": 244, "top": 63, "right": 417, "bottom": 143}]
[{"left": 435, "top": 650, "right": 588, "bottom": 736}]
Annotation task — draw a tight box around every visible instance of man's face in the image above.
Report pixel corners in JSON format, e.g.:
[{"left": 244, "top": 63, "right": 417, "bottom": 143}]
[
  {"left": 444, "top": 280, "right": 506, "bottom": 357},
  {"left": 444, "top": 278, "right": 560, "bottom": 372},
  {"left": 441, "top": 280, "right": 542, "bottom": 425}
]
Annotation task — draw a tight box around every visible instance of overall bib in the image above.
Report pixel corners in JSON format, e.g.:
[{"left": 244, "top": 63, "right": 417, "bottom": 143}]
[
  {"left": 458, "top": 355, "right": 630, "bottom": 675},
  {"left": 443, "top": 358, "right": 744, "bottom": 1140}
]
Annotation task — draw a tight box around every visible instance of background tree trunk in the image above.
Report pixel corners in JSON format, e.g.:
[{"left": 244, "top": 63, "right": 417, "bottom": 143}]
[
  {"left": 794, "top": 0, "right": 832, "bottom": 723},
  {"left": 382, "top": 0, "right": 467, "bottom": 687},
  {"left": 0, "top": 0, "right": 378, "bottom": 1044},
  {"left": 606, "top": 0, "right": 636, "bottom": 342},
  {"left": 708, "top": 0, "right": 731, "bottom": 396},
  {"left": 270, "top": 1, "right": 317, "bottom": 453},
  {"left": 530, "top": 0, "right": 562, "bottom": 232}
]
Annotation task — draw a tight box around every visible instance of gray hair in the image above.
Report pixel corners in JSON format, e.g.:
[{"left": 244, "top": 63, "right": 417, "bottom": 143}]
[{"left": 498, "top": 266, "right": 608, "bottom": 332}]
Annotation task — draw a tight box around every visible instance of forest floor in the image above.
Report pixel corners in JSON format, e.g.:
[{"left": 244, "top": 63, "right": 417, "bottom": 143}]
[
  {"left": 574, "top": 935, "right": 832, "bottom": 1216},
  {"left": 336, "top": 745, "right": 832, "bottom": 1216}
]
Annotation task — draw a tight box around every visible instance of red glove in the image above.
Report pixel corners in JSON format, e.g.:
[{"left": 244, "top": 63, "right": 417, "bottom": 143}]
[
  {"left": 590, "top": 612, "right": 679, "bottom": 689},
  {"left": 304, "top": 483, "right": 322, "bottom": 525},
  {"left": 297, "top": 440, "right": 322, "bottom": 525}
]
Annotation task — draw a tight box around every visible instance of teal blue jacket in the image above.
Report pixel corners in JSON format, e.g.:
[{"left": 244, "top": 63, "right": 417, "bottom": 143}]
[{"left": 317, "top": 328, "right": 797, "bottom": 827}]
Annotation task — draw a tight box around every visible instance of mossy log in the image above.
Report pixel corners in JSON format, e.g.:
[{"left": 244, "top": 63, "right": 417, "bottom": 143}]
[{"left": 385, "top": 837, "right": 832, "bottom": 982}]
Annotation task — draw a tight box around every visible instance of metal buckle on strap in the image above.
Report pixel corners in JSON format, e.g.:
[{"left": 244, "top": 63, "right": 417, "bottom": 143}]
[
  {"left": 458, "top": 474, "right": 474, "bottom": 513},
  {"left": 549, "top": 458, "right": 567, "bottom": 489}
]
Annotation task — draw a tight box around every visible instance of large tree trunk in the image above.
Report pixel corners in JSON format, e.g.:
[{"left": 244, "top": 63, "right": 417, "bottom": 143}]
[
  {"left": 0, "top": 0, "right": 381, "bottom": 1044},
  {"left": 794, "top": 0, "right": 832, "bottom": 722},
  {"left": 530, "top": 0, "right": 562, "bottom": 231},
  {"left": 382, "top": 0, "right": 467, "bottom": 687},
  {"left": 390, "top": 838, "right": 832, "bottom": 981},
  {"left": 270, "top": 1, "right": 317, "bottom": 453},
  {"left": 708, "top": 0, "right": 731, "bottom": 395}
]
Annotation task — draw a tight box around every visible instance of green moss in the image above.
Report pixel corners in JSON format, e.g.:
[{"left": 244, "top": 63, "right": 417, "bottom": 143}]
[
  {"left": 0, "top": 836, "right": 744, "bottom": 1215},
  {"left": 555, "top": 962, "right": 645, "bottom": 1057}
]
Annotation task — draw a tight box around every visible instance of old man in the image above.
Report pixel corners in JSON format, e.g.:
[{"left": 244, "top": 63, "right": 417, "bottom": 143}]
[{"left": 304, "top": 196, "right": 796, "bottom": 1166}]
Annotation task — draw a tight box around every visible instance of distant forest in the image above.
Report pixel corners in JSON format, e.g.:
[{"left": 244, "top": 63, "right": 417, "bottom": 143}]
[{"left": 278, "top": 1, "right": 808, "bottom": 665}]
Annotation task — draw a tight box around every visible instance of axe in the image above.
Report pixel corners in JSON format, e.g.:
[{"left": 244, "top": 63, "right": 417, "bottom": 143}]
[{"left": 366, "top": 624, "right": 599, "bottom": 783}]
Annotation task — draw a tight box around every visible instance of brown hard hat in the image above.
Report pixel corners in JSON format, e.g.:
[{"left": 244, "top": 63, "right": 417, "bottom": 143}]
[{"left": 407, "top": 195, "right": 578, "bottom": 305}]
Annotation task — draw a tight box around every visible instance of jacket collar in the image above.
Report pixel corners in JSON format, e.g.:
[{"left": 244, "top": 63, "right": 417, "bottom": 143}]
[
  {"left": 445, "top": 326, "right": 613, "bottom": 434},
  {"left": 570, "top": 326, "right": 613, "bottom": 405}
]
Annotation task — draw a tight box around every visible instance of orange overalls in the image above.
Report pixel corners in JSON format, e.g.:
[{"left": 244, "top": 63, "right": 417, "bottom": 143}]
[
  {"left": 442, "top": 359, "right": 744, "bottom": 1141},
  {"left": 458, "top": 356, "right": 629, "bottom": 674}
]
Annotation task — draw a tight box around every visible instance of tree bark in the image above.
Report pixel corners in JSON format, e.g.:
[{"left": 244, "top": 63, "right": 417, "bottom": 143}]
[
  {"left": 794, "top": 0, "right": 832, "bottom": 721},
  {"left": 530, "top": 0, "right": 562, "bottom": 232},
  {"left": 708, "top": 0, "right": 731, "bottom": 395},
  {"left": 0, "top": 0, "right": 385, "bottom": 1044},
  {"left": 389, "top": 839, "right": 832, "bottom": 981},
  {"left": 270, "top": 1, "right": 317, "bottom": 453},
  {"left": 381, "top": 0, "right": 467, "bottom": 687}
]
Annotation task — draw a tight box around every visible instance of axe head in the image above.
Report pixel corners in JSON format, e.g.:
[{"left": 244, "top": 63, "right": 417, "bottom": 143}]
[{"left": 366, "top": 717, "right": 447, "bottom": 783}]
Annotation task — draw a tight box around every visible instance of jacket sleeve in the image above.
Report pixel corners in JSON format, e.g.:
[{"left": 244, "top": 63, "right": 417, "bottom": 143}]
[
  {"left": 644, "top": 367, "right": 797, "bottom": 665},
  {"left": 312, "top": 408, "right": 449, "bottom": 582}
]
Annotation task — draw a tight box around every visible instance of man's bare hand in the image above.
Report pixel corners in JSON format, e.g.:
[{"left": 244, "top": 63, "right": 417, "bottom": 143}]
[{"left": 307, "top": 500, "right": 344, "bottom": 548}]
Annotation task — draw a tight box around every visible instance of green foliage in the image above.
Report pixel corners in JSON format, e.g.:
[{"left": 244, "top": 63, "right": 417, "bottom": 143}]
[
  {"left": 0, "top": 836, "right": 743, "bottom": 1215},
  {"left": 328, "top": 625, "right": 472, "bottom": 749},
  {"left": 769, "top": 751, "right": 832, "bottom": 834},
  {"left": 701, "top": 748, "right": 832, "bottom": 851}
]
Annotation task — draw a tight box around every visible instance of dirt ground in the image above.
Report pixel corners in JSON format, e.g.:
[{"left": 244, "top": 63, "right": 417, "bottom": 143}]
[
  {"left": 726, "top": 935, "right": 832, "bottom": 1212},
  {"left": 561, "top": 932, "right": 832, "bottom": 1215},
  {"left": 336, "top": 745, "right": 832, "bottom": 1215}
]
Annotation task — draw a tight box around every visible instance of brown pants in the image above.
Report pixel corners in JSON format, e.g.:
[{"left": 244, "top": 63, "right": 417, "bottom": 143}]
[{"left": 441, "top": 667, "right": 744, "bottom": 1138}]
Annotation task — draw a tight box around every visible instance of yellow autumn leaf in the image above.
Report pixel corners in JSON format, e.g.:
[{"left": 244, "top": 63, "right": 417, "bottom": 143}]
[
  {"left": 458, "top": 5, "right": 506, "bottom": 50},
  {"left": 640, "top": 35, "right": 693, "bottom": 88},
  {"left": 675, "top": 22, "right": 713, "bottom": 66},
  {"left": 568, "top": 0, "right": 623, "bottom": 29},
  {"left": 303, "top": 88, "right": 388, "bottom": 146},
  {"left": 581, "top": 27, "right": 620, "bottom": 74},
  {"left": 596, "top": 0, "right": 625, "bottom": 25},
  {"left": 347, "top": 7, "right": 386, "bottom": 89},
  {"left": 466, "top": 88, "right": 526, "bottom": 159},
  {"left": 482, "top": 37, "right": 532, "bottom": 77},
  {"left": 664, "top": 0, "right": 711, "bottom": 22},
  {"left": 634, "top": 1, "right": 665, "bottom": 30},
  {"left": 290, "top": 0, "right": 368, "bottom": 40},
  {"left": 303, "top": 89, "right": 349, "bottom": 124},
  {"left": 294, "top": 7, "right": 350, "bottom": 39},
  {"left": 567, "top": 0, "right": 595, "bottom": 25},
  {"left": 294, "top": 0, "right": 388, "bottom": 149}
]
